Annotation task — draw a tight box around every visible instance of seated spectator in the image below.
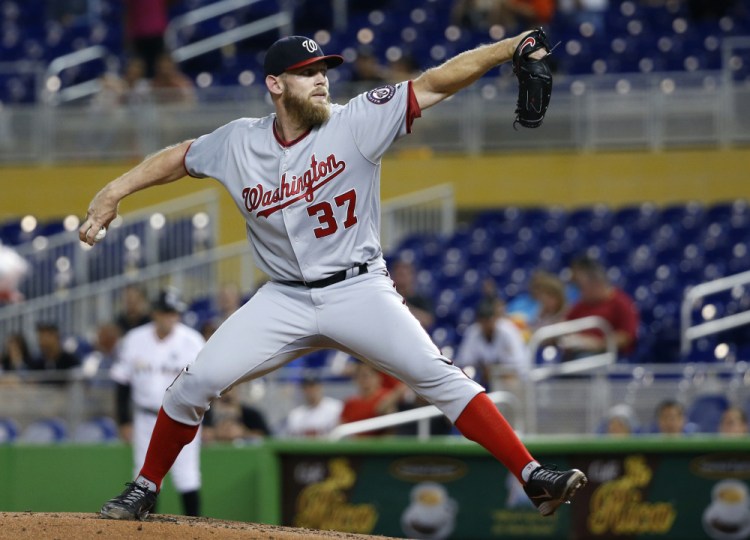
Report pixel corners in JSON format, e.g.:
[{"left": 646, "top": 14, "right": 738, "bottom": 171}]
[
  {"left": 80, "top": 322, "right": 122, "bottom": 383},
  {"left": 655, "top": 399, "right": 689, "bottom": 436},
  {"left": 1, "top": 332, "right": 33, "bottom": 372},
  {"left": 351, "top": 48, "right": 389, "bottom": 84},
  {"left": 603, "top": 403, "right": 638, "bottom": 436},
  {"left": 456, "top": 297, "right": 528, "bottom": 390},
  {"left": 386, "top": 54, "right": 421, "bottom": 84},
  {"left": 562, "top": 255, "right": 639, "bottom": 358},
  {"left": 340, "top": 362, "right": 402, "bottom": 436},
  {"left": 284, "top": 374, "right": 343, "bottom": 438},
  {"left": 528, "top": 271, "right": 567, "bottom": 333},
  {"left": 115, "top": 284, "right": 152, "bottom": 333},
  {"left": 390, "top": 259, "right": 435, "bottom": 330},
  {"left": 718, "top": 407, "right": 749, "bottom": 436},
  {"left": 29, "top": 322, "right": 81, "bottom": 384},
  {"left": 151, "top": 53, "right": 196, "bottom": 105},
  {"left": 202, "top": 388, "right": 271, "bottom": 443}
]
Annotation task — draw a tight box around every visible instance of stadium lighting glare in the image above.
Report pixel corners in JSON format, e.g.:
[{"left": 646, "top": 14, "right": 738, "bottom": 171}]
[
  {"left": 149, "top": 213, "right": 166, "bottom": 230},
  {"left": 192, "top": 212, "right": 210, "bottom": 229},
  {"left": 32, "top": 236, "right": 48, "bottom": 251},
  {"left": 56, "top": 256, "right": 71, "bottom": 273},
  {"left": 124, "top": 234, "right": 141, "bottom": 251},
  {"left": 63, "top": 215, "right": 80, "bottom": 231},
  {"left": 45, "top": 76, "right": 61, "bottom": 92},
  {"left": 20, "top": 215, "right": 37, "bottom": 232}
]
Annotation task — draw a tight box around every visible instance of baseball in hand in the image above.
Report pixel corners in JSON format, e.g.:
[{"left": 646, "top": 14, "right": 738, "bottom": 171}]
[{"left": 94, "top": 227, "right": 107, "bottom": 242}]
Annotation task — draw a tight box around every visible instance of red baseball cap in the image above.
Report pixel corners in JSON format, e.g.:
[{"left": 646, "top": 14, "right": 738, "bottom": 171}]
[{"left": 263, "top": 36, "right": 344, "bottom": 77}]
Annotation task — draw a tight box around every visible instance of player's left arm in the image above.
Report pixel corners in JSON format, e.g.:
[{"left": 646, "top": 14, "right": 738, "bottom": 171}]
[{"left": 412, "top": 31, "right": 539, "bottom": 110}]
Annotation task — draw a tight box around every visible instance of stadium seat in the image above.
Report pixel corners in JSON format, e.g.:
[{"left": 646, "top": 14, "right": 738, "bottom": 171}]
[
  {"left": 0, "top": 417, "right": 19, "bottom": 443},
  {"left": 71, "top": 417, "right": 118, "bottom": 443},
  {"left": 687, "top": 394, "right": 729, "bottom": 433},
  {"left": 18, "top": 418, "right": 68, "bottom": 444}
]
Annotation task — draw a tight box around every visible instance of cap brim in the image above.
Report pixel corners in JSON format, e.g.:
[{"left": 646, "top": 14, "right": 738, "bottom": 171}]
[{"left": 284, "top": 54, "right": 344, "bottom": 73}]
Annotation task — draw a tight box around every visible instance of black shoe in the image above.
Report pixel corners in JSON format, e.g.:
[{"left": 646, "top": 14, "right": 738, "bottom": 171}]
[
  {"left": 100, "top": 482, "right": 158, "bottom": 520},
  {"left": 523, "top": 465, "right": 587, "bottom": 517}
]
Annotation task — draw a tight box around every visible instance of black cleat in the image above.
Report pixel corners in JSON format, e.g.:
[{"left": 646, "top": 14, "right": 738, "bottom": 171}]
[
  {"left": 523, "top": 465, "right": 587, "bottom": 517},
  {"left": 100, "top": 482, "right": 157, "bottom": 520}
]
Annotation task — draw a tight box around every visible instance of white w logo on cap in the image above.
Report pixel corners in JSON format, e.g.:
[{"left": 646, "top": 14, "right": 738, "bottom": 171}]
[{"left": 302, "top": 39, "right": 318, "bottom": 53}]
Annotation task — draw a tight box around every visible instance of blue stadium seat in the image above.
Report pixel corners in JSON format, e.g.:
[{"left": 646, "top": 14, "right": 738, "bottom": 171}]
[
  {"left": 72, "top": 417, "right": 118, "bottom": 443},
  {"left": 19, "top": 418, "right": 68, "bottom": 444},
  {"left": 0, "top": 418, "right": 19, "bottom": 443},
  {"left": 687, "top": 394, "right": 729, "bottom": 433}
]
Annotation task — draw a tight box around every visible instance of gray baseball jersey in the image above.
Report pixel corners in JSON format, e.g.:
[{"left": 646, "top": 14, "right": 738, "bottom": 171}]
[
  {"left": 184, "top": 82, "right": 420, "bottom": 282},
  {"left": 164, "top": 82, "right": 484, "bottom": 431}
]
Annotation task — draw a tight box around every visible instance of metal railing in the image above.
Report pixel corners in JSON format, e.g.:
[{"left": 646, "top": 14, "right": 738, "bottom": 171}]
[
  {"left": 166, "top": 0, "right": 293, "bottom": 63},
  {"left": 42, "top": 45, "right": 111, "bottom": 104},
  {"left": 380, "top": 184, "right": 456, "bottom": 253},
  {"left": 329, "top": 390, "right": 520, "bottom": 440},
  {"left": 1, "top": 69, "right": 749, "bottom": 162},
  {"left": 523, "top": 316, "right": 618, "bottom": 434},
  {"left": 680, "top": 270, "right": 750, "bottom": 355}
]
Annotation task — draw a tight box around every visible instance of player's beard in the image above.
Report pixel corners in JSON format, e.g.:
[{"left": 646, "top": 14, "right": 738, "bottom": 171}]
[{"left": 282, "top": 87, "right": 331, "bottom": 128}]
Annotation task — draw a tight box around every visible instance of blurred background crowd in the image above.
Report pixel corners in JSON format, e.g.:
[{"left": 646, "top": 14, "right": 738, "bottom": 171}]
[{"left": 0, "top": 0, "right": 749, "bottom": 447}]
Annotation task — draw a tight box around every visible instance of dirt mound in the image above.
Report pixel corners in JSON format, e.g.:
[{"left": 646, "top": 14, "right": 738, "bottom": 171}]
[{"left": 0, "top": 512, "right": 398, "bottom": 539}]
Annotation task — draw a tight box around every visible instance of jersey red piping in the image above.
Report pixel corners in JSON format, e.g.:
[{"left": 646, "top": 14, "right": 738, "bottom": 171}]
[
  {"left": 273, "top": 119, "right": 312, "bottom": 148},
  {"left": 183, "top": 140, "right": 196, "bottom": 178},
  {"left": 406, "top": 80, "right": 422, "bottom": 134}
]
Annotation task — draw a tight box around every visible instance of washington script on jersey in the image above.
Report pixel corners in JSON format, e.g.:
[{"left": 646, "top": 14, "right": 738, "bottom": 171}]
[{"left": 242, "top": 153, "right": 347, "bottom": 218}]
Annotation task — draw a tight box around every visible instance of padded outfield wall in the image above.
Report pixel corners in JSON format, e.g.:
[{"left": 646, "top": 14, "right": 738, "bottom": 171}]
[
  {"left": 1, "top": 148, "right": 748, "bottom": 245},
  {"left": 1, "top": 437, "right": 749, "bottom": 540}
]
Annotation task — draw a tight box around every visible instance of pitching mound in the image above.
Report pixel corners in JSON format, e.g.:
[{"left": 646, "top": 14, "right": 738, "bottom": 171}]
[{"left": 0, "top": 512, "right": 397, "bottom": 540}]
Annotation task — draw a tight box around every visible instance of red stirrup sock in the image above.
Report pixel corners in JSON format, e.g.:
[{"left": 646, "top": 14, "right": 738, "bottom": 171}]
[
  {"left": 138, "top": 407, "right": 200, "bottom": 491},
  {"left": 454, "top": 392, "right": 537, "bottom": 484}
]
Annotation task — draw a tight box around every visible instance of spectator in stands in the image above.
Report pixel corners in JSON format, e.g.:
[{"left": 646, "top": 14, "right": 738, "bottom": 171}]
[
  {"left": 284, "top": 373, "right": 343, "bottom": 438},
  {"left": 456, "top": 297, "right": 528, "bottom": 390},
  {"left": 528, "top": 270, "right": 567, "bottom": 333},
  {"left": 124, "top": 0, "right": 172, "bottom": 78},
  {"left": 718, "top": 407, "right": 749, "bottom": 436},
  {"left": 500, "top": 0, "right": 556, "bottom": 30},
  {"left": 202, "top": 388, "right": 272, "bottom": 443},
  {"left": 386, "top": 54, "right": 422, "bottom": 84},
  {"left": 557, "top": 0, "right": 609, "bottom": 35},
  {"left": 80, "top": 322, "right": 122, "bottom": 383},
  {"left": 655, "top": 399, "right": 688, "bottom": 436},
  {"left": 340, "top": 361, "right": 404, "bottom": 436},
  {"left": 351, "top": 48, "right": 389, "bottom": 85},
  {"left": 602, "top": 403, "right": 638, "bottom": 436},
  {"left": 1, "top": 332, "right": 33, "bottom": 372},
  {"left": 390, "top": 259, "right": 434, "bottom": 331},
  {"left": 213, "top": 282, "right": 244, "bottom": 324},
  {"left": 29, "top": 322, "right": 81, "bottom": 383},
  {"left": 562, "top": 255, "right": 639, "bottom": 359},
  {"left": 151, "top": 53, "right": 196, "bottom": 105},
  {"left": 116, "top": 284, "right": 152, "bottom": 333}
]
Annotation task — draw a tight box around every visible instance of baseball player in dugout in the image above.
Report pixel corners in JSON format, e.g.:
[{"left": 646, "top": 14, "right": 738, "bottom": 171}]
[
  {"left": 83, "top": 29, "right": 585, "bottom": 521},
  {"left": 109, "top": 288, "right": 206, "bottom": 517}
]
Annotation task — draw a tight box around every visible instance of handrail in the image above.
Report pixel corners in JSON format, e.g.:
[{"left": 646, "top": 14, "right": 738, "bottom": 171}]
[
  {"left": 171, "top": 13, "right": 292, "bottom": 63},
  {"left": 527, "top": 315, "right": 617, "bottom": 366},
  {"left": 167, "top": 0, "right": 293, "bottom": 65},
  {"left": 43, "top": 45, "right": 109, "bottom": 104},
  {"left": 165, "top": 0, "right": 263, "bottom": 50},
  {"left": 328, "top": 390, "right": 520, "bottom": 441},
  {"left": 380, "top": 184, "right": 455, "bottom": 253},
  {"left": 524, "top": 316, "right": 617, "bottom": 434},
  {"left": 680, "top": 269, "right": 750, "bottom": 355}
]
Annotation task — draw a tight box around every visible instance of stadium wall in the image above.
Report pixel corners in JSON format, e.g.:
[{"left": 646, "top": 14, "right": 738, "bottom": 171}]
[
  {"left": 1, "top": 148, "right": 748, "bottom": 244},
  {"left": 1, "top": 437, "right": 749, "bottom": 539}
]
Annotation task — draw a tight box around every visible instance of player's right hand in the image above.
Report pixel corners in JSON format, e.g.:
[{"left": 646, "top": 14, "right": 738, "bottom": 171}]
[{"left": 79, "top": 188, "right": 119, "bottom": 245}]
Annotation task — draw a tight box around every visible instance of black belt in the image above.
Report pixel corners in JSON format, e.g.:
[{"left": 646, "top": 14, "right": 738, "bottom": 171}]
[{"left": 282, "top": 263, "right": 368, "bottom": 288}]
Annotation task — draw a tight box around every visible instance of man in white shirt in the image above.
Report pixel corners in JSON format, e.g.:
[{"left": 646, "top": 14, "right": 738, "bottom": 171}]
[
  {"left": 456, "top": 298, "right": 529, "bottom": 390},
  {"left": 284, "top": 373, "right": 343, "bottom": 437}
]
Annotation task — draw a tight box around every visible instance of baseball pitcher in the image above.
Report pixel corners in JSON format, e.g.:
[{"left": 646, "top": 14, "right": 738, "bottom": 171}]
[{"left": 82, "top": 30, "right": 585, "bottom": 521}]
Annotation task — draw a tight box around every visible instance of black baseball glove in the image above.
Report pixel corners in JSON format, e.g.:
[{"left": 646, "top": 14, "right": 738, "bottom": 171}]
[{"left": 513, "top": 28, "right": 553, "bottom": 129}]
